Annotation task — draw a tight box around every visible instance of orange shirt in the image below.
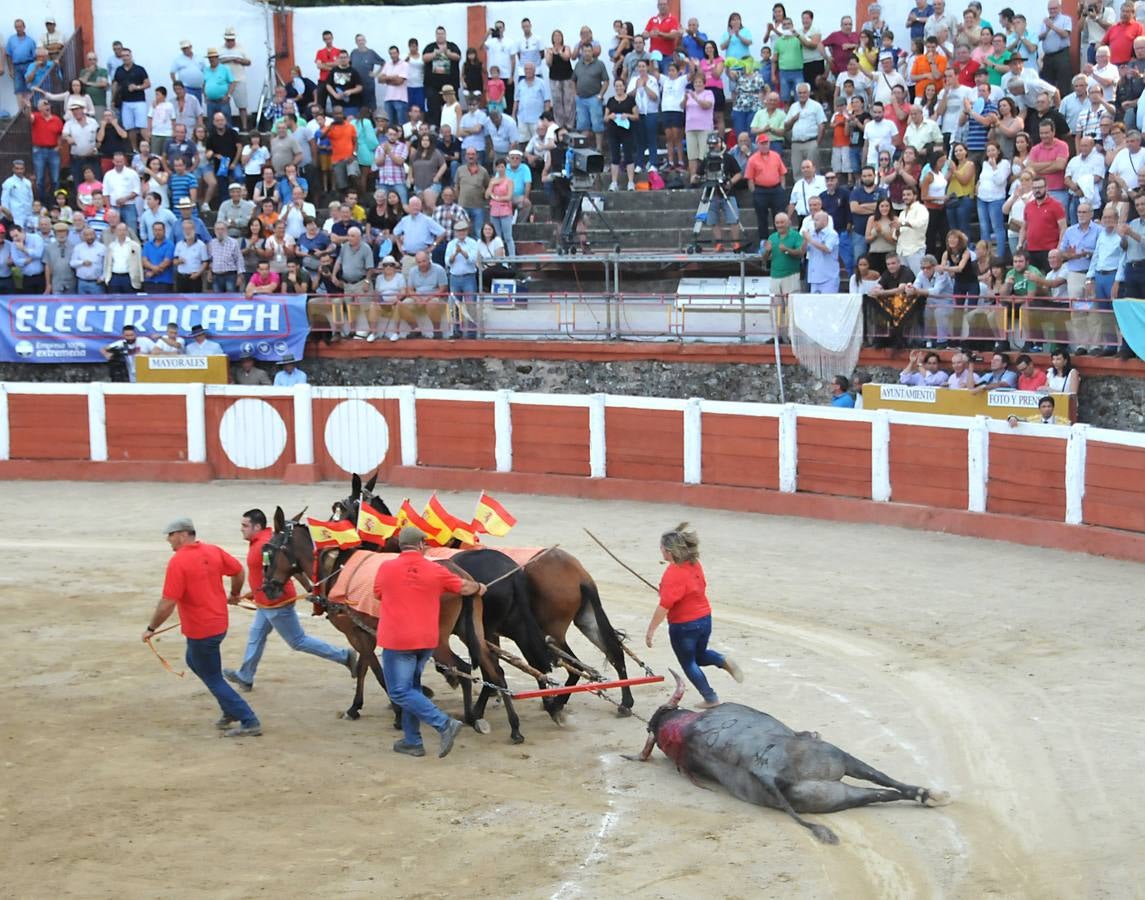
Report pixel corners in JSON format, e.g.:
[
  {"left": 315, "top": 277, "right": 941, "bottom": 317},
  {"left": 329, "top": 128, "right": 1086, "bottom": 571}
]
[
  {"left": 744, "top": 150, "right": 788, "bottom": 188},
  {"left": 910, "top": 52, "right": 946, "bottom": 98},
  {"left": 374, "top": 550, "right": 464, "bottom": 651},
  {"left": 831, "top": 111, "right": 850, "bottom": 148},
  {"left": 162, "top": 541, "right": 243, "bottom": 639},
  {"left": 658, "top": 561, "right": 712, "bottom": 625},
  {"left": 247, "top": 527, "right": 296, "bottom": 608},
  {"left": 324, "top": 121, "right": 357, "bottom": 163}
]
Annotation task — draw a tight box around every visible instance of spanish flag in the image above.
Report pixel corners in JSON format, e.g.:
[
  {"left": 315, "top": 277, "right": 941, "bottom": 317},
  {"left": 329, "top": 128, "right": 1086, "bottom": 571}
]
[
  {"left": 357, "top": 501, "right": 398, "bottom": 543},
  {"left": 307, "top": 517, "right": 362, "bottom": 550},
  {"left": 425, "top": 493, "right": 477, "bottom": 545},
  {"left": 473, "top": 491, "right": 517, "bottom": 537},
  {"left": 396, "top": 499, "right": 437, "bottom": 541}
]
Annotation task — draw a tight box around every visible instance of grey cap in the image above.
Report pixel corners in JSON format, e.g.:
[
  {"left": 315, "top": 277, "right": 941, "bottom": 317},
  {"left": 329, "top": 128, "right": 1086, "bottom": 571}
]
[
  {"left": 397, "top": 525, "right": 426, "bottom": 548},
  {"left": 163, "top": 517, "right": 195, "bottom": 535}
]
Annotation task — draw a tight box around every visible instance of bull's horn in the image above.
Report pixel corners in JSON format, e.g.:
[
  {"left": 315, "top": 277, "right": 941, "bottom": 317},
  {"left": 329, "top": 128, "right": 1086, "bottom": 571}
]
[{"left": 667, "top": 669, "right": 685, "bottom": 707}]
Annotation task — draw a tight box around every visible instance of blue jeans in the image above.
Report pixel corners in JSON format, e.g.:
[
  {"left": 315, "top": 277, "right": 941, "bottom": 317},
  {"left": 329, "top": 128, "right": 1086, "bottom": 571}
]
[
  {"left": 977, "top": 198, "right": 1005, "bottom": 251},
  {"left": 32, "top": 146, "right": 60, "bottom": 202},
  {"left": 779, "top": 69, "right": 802, "bottom": 103},
  {"left": 185, "top": 632, "right": 259, "bottom": 726},
  {"left": 118, "top": 204, "right": 138, "bottom": 233},
  {"left": 1049, "top": 189, "right": 1070, "bottom": 211},
  {"left": 852, "top": 231, "right": 870, "bottom": 265},
  {"left": 637, "top": 111, "right": 660, "bottom": 168},
  {"left": 946, "top": 196, "right": 973, "bottom": 236},
  {"left": 464, "top": 206, "right": 485, "bottom": 235},
  {"left": 838, "top": 229, "right": 854, "bottom": 275},
  {"left": 107, "top": 273, "right": 134, "bottom": 293},
  {"left": 384, "top": 100, "right": 409, "bottom": 126},
  {"left": 575, "top": 95, "right": 604, "bottom": 133},
  {"left": 449, "top": 272, "right": 478, "bottom": 337},
  {"left": 235, "top": 603, "right": 350, "bottom": 685},
  {"left": 76, "top": 278, "right": 104, "bottom": 295},
  {"left": 211, "top": 272, "right": 239, "bottom": 293},
  {"left": 381, "top": 648, "right": 449, "bottom": 746},
  {"left": 1066, "top": 193, "right": 1082, "bottom": 226},
  {"left": 491, "top": 214, "right": 515, "bottom": 256},
  {"left": 730, "top": 109, "right": 755, "bottom": 141},
  {"left": 378, "top": 181, "right": 408, "bottom": 204},
  {"left": 205, "top": 97, "right": 231, "bottom": 124},
  {"left": 408, "top": 86, "right": 426, "bottom": 111},
  {"left": 668, "top": 615, "right": 725, "bottom": 703}
]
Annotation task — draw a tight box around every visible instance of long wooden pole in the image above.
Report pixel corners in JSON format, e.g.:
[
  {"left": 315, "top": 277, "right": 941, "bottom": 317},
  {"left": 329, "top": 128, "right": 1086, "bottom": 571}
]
[
  {"left": 512, "top": 675, "right": 664, "bottom": 700},
  {"left": 583, "top": 529, "right": 659, "bottom": 593}
]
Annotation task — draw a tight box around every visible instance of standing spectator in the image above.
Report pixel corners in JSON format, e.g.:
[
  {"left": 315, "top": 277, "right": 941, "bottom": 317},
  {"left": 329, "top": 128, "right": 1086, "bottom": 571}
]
[
  {"left": 805, "top": 211, "right": 840, "bottom": 293},
  {"left": 79, "top": 51, "right": 110, "bottom": 117},
  {"left": 644, "top": 0, "right": 681, "bottom": 59},
  {"left": 44, "top": 221, "right": 76, "bottom": 294},
  {"left": 29, "top": 99, "right": 64, "bottom": 204},
  {"left": 326, "top": 52, "right": 364, "bottom": 116},
  {"left": 454, "top": 147, "right": 490, "bottom": 233},
  {"left": 142, "top": 222, "right": 175, "bottom": 293},
  {"left": 514, "top": 18, "right": 544, "bottom": 85},
  {"left": 322, "top": 106, "right": 358, "bottom": 193},
  {"left": 458, "top": 93, "right": 491, "bottom": 166},
  {"left": 202, "top": 49, "right": 235, "bottom": 126},
  {"left": 696, "top": 41, "right": 726, "bottom": 137},
  {"left": 173, "top": 219, "right": 209, "bottom": 292},
  {"left": 1102, "top": 1, "right": 1144, "bottom": 65},
  {"left": 515, "top": 62, "right": 552, "bottom": 144},
  {"left": 208, "top": 220, "right": 244, "bottom": 292},
  {"left": 546, "top": 31, "right": 576, "bottom": 131},
  {"left": 485, "top": 20, "right": 516, "bottom": 111},
  {"left": 1021, "top": 176, "right": 1068, "bottom": 270},
  {"left": 484, "top": 107, "right": 519, "bottom": 159},
  {"left": 273, "top": 355, "right": 307, "bottom": 386},
  {"left": 1083, "top": 205, "right": 1126, "bottom": 352},
  {"left": 315, "top": 30, "right": 342, "bottom": 93},
  {"left": 729, "top": 66, "right": 765, "bottom": 143},
  {"left": 785, "top": 82, "right": 828, "bottom": 174},
  {"left": 573, "top": 45, "right": 609, "bottom": 152},
  {"left": 485, "top": 157, "right": 517, "bottom": 255},
  {"left": 8, "top": 225, "right": 45, "bottom": 293},
  {"left": 103, "top": 152, "right": 142, "bottom": 234},
  {"left": 661, "top": 61, "right": 688, "bottom": 170},
  {"left": 217, "top": 28, "right": 251, "bottom": 130},
  {"left": 895, "top": 185, "right": 929, "bottom": 272},
  {"left": 111, "top": 49, "right": 151, "bottom": 150},
  {"left": 750, "top": 90, "right": 787, "bottom": 155},
  {"left": 349, "top": 34, "right": 383, "bottom": 113},
  {"left": 140, "top": 192, "right": 177, "bottom": 244},
  {"left": 423, "top": 27, "right": 462, "bottom": 126},
  {"left": 374, "top": 125, "right": 410, "bottom": 203},
  {"left": 405, "top": 39, "right": 426, "bottom": 113},
  {"left": 774, "top": 18, "right": 804, "bottom": 102},
  {"left": 762, "top": 212, "right": 805, "bottom": 294},
  {"left": 684, "top": 72, "right": 715, "bottom": 185},
  {"left": 850, "top": 166, "right": 886, "bottom": 263},
  {"left": 379, "top": 45, "right": 410, "bottom": 126},
  {"left": 6, "top": 19, "right": 37, "bottom": 110},
  {"left": 202, "top": 112, "right": 242, "bottom": 211},
  {"left": 444, "top": 219, "right": 478, "bottom": 338},
  {"left": 393, "top": 196, "right": 445, "bottom": 273},
  {"left": 796, "top": 11, "right": 826, "bottom": 87},
  {"left": 170, "top": 41, "right": 205, "bottom": 102},
  {"left": 746, "top": 135, "right": 789, "bottom": 243},
  {"left": 70, "top": 226, "right": 106, "bottom": 293},
  {"left": 720, "top": 12, "right": 754, "bottom": 63},
  {"left": 862, "top": 101, "right": 899, "bottom": 167},
  {"left": 102, "top": 222, "right": 143, "bottom": 292},
  {"left": 171, "top": 86, "right": 204, "bottom": 140},
  {"left": 823, "top": 17, "right": 861, "bottom": 76}
]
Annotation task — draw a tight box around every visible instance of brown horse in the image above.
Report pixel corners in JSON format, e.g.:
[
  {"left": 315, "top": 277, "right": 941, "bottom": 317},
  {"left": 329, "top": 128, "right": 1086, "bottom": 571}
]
[
  {"left": 263, "top": 508, "right": 536, "bottom": 742},
  {"left": 340, "top": 476, "right": 636, "bottom": 720}
]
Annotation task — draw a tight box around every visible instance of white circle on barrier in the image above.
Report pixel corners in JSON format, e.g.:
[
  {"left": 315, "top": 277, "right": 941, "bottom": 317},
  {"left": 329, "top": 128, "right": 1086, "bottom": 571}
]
[
  {"left": 324, "top": 399, "right": 389, "bottom": 474},
  {"left": 218, "top": 399, "right": 288, "bottom": 470}
]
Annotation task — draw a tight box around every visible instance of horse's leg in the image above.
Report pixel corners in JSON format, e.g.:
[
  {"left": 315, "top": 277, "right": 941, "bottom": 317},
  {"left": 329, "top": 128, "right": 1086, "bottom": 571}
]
[
  {"left": 572, "top": 582, "right": 634, "bottom": 715},
  {"left": 332, "top": 616, "right": 372, "bottom": 721},
  {"left": 839, "top": 752, "right": 951, "bottom": 807},
  {"left": 551, "top": 639, "right": 583, "bottom": 716},
  {"left": 784, "top": 780, "right": 908, "bottom": 814}
]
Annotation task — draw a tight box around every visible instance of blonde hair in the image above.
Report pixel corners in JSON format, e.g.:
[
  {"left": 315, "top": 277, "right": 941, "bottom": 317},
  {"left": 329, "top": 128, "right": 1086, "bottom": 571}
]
[{"left": 660, "top": 522, "right": 700, "bottom": 564}]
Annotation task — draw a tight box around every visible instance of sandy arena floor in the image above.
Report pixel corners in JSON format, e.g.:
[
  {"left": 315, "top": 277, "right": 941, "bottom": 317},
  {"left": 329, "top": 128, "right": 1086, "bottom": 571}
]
[{"left": 2, "top": 482, "right": 1143, "bottom": 899}]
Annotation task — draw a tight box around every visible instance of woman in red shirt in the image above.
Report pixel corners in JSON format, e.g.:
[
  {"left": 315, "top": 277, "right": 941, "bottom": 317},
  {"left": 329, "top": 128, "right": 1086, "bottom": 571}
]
[{"left": 644, "top": 523, "right": 743, "bottom": 707}]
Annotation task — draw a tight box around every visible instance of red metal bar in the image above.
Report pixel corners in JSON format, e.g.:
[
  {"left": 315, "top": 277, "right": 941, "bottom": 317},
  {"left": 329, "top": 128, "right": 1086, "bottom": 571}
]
[{"left": 511, "top": 674, "right": 663, "bottom": 700}]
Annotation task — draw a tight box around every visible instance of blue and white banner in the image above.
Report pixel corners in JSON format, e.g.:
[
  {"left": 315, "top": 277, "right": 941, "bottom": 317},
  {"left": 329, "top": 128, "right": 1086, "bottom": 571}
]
[{"left": 0, "top": 294, "right": 310, "bottom": 363}]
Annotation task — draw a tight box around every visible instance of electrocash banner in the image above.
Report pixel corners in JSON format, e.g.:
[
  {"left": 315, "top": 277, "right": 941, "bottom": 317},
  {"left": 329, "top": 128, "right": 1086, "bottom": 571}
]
[{"left": 0, "top": 294, "right": 310, "bottom": 363}]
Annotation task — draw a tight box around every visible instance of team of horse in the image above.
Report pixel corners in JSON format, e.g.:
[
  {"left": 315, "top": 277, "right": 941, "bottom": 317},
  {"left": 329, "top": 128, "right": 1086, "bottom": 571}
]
[{"left": 261, "top": 473, "right": 635, "bottom": 744}]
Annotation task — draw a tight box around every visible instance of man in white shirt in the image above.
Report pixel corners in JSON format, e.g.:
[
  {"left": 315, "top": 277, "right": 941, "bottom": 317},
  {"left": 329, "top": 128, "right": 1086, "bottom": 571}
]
[
  {"left": 1060, "top": 75, "right": 1092, "bottom": 133},
  {"left": 513, "top": 18, "right": 545, "bottom": 81},
  {"left": 484, "top": 21, "right": 516, "bottom": 109},
  {"left": 102, "top": 222, "right": 143, "bottom": 292},
  {"left": 903, "top": 104, "right": 943, "bottom": 153},
  {"left": 1002, "top": 54, "right": 1059, "bottom": 113},
  {"left": 925, "top": 0, "right": 960, "bottom": 41},
  {"left": 784, "top": 82, "right": 827, "bottom": 175},
  {"left": 62, "top": 102, "right": 99, "bottom": 187},
  {"left": 936, "top": 69, "right": 970, "bottom": 140},
  {"left": 70, "top": 226, "right": 106, "bottom": 294},
  {"left": 862, "top": 102, "right": 899, "bottom": 166},
  {"left": 1064, "top": 136, "right": 1107, "bottom": 223},
  {"left": 787, "top": 159, "right": 827, "bottom": 223},
  {"left": 894, "top": 185, "right": 929, "bottom": 273},
  {"left": 872, "top": 52, "right": 907, "bottom": 104},
  {"left": 1108, "top": 128, "right": 1145, "bottom": 192},
  {"left": 101, "top": 151, "right": 142, "bottom": 234},
  {"left": 444, "top": 219, "right": 480, "bottom": 339},
  {"left": 101, "top": 325, "right": 155, "bottom": 382},
  {"left": 1086, "top": 45, "right": 1120, "bottom": 101}
]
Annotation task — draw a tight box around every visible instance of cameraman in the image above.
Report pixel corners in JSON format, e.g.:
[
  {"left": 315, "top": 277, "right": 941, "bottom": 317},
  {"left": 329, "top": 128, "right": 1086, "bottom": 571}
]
[
  {"left": 101, "top": 324, "right": 155, "bottom": 383},
  {"left": 701, "top": 132, "right": 747, "bottom": 251}
]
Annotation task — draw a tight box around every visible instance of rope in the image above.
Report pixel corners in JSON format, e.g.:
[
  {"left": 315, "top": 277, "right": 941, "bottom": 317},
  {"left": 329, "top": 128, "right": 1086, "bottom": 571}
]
[{"left": 145, "top": 622, "right": 185, "bottom": 678}]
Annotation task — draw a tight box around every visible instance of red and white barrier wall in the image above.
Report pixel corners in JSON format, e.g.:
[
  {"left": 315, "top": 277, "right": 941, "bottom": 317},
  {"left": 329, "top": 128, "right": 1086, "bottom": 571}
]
[{"left": 2, "top": 383, "right": 1143, "bottom": 560}]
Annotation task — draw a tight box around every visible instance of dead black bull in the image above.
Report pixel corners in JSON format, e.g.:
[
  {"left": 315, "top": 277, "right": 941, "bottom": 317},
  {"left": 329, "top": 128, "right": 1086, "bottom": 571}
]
[{"left": 625, "top": 672, "right": 950, "bottom": 844}]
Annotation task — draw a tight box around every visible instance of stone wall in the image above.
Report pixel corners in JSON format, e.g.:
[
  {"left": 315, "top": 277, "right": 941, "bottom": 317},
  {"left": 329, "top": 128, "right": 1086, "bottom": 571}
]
[{"left": 2, "top": 357, "right": 1143, "bottom": 432}]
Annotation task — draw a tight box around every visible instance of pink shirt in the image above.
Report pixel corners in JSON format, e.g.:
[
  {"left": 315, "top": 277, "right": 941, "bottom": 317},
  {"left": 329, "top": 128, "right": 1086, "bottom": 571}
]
[
  {"left": 684, "top": 88, "right": 714, "bottom": 132},
  {"left": 381, "top": 60, "right": 409, "bottom": 103},
  {"left": 1028, "top": 139, "right": 1069, "bottom": 191}
]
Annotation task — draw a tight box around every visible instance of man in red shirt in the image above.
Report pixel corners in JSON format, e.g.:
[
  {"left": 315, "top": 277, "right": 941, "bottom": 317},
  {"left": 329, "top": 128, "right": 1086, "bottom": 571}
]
[
  {"left": 822, "top": 16, "right": 860, "bottom": 75},
  {"left": 745, "top": 134, "right": 789, "bottom": 245},
  {"left": 375, "top": 526, "right": 484, "bottom": 758},
  {"left": 315, "top": 29, "right": 343, "bottom": 86},
  {"left": 30, "top": 98, "right": 64, "bottom": 203},
  {"left": 1102, "top": 2, "right": 1145, "bottom": 65},
  {"left": 642, "top": 0, "right": 681, "bottom": 58},
  {"left": 223, "top": 509, "right": 356, "bottom": 693},
  {"left": 1020, "top": 176, "right": 1067, "bottom": 271},
  {"left": 143, "top": 517, "right": 261, "bottom": 737}
]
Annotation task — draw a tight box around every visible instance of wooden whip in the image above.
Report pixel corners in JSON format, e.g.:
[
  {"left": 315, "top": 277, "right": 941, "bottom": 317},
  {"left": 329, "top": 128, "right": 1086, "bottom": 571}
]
[
  {"left": 484, "top": 640, "right": 554, "bottom": 683},
  {"left": 145, "top": 622, "right": 185, "bottom": 678},
  {"left": 583, "top": 529, "right": 659, "bottom": 593},
  {"left": 481, "top": 545, "right": 560, "bottom": 589}
]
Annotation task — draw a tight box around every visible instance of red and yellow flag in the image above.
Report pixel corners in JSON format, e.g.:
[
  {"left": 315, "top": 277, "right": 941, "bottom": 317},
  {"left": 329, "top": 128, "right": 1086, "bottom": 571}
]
[
  {"left": 425, "top": 493, "right": 477, "bottom": 545},
  {"left": 396, "top": 499, "right": 437, "bottom": 542},
  {"left": 306, "top": 517, "right": 362, "bottom": 550},
  {"left": 421, "top": 494, "right": 456, "bottom": 546},
  {"left": 357, "top": 501, "right": 398, "bottom": 543},
  {"left": 473, "top": 491, "right": 517, "bottom": 537}
]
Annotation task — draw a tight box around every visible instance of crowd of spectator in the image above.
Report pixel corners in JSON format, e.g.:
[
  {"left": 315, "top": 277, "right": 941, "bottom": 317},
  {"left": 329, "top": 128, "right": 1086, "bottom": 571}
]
[{"left": 1, "top": 5, "right": 1144, "bottom": 355}]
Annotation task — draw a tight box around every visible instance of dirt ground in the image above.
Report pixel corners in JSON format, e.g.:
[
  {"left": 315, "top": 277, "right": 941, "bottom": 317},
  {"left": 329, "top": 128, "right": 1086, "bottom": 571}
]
[{"left": 2, "top": 481, "right": 1143, "bottom": 899}]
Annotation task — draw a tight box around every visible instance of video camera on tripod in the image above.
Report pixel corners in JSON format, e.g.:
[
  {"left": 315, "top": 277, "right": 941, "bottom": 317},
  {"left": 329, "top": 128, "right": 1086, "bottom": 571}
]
[
  {"left": 552, "top": 131, "right": 620, "bottom": 254},
  {"left": 560, "top": 133, "right": 605, "bottom": 190}
]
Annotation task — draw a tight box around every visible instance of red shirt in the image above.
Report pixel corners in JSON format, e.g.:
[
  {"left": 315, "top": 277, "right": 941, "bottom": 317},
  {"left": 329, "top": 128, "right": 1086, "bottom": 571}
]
[
  {"left": 162, "top": 541, "right": 243, "bottom": 639},
  {"left": 247, "top": 527, "right": 296, "bottom": 608},
  {"left": 658, "top": 561, "right": 712, "bottom": 625},
  {"left": 315, "top": 45, "right": 343, "bottom": 82},
  {"left": 1104, "top": 21, "right": 1145, "bottom": 64},
  {"left": 955, "top": 59, "right": 980, "bottom": 88},
  {"left": 374, "top": 550, "right": 463, "bottom": 650},
  {"left": 823, "top": 31, "right": 860, "bottom": 74},
  {"left": 744, "top": 150, "right": 788, "bottom": 187},
  {"left": 1018, "top": 368, "right": 1048, "bottom": 392},
  {"left": 31, "top": 112, "right": 64, "bottom": 149},
  {"left": 1023, "top": 195, "right": 1066, "bottom": 251},
  {"left": 644, "top": 14, "right": 680, "bottom": 57},
  {"left": 1027, "top": 139, "right": 1069, "bottom": 191}
]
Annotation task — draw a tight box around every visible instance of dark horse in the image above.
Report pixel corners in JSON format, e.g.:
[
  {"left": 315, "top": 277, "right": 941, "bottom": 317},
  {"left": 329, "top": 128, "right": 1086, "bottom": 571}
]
[
  {"left": 263, "top": 507, "right": 549, "bottom": 743},
  {"left": 337, "top": 474, "right": 637, "bottom": 719}
]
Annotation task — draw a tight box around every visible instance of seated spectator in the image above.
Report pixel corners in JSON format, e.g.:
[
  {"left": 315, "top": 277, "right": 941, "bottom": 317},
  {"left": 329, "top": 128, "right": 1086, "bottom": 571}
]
[
  {"left": 273, "top": 354, "right": 307, "bottom": 386},
  {"left": 1015, "top": 354, "right": 1048, "bottom": 391},
  {"left": 1007, "top": 396, "right": 1070, "bottom": 427},
  {"left": 946, "top": 352, "right": 975, "bottom": 389},
  {"left": 1045, "top": 349, "right": 1080, "bottom": 394},
  {"left": 280, "top": 260, "right": 313, "bottom": 296},
  {"left": 219, "top": 184, "right": 256, "bottom": 239},
  {"left": 402, "top": 250, "right": 450, "bottom": 339},
  {"left": 905, "top": 254, "right": 955, "bottom": 347},
  {"left": 186, "top": 324, "right": 225, "bottom": 356},
  {"left": 971, "top": 351, "right": 1019, "bottom": 391},
  {"left": 245, "top": 260, "right": 281, "bottom": 296},
  {"left": 374, "top": 254, "right": 407, "bottom": 341},
  {"left": 233, "top": 354, "right": 272, "bottom": 386},
  {"left": 900, "top": 349, "right": 949, "bottom": 385},
  {"left": 829, "top": 375, "right": 856, "bottom": 407}
]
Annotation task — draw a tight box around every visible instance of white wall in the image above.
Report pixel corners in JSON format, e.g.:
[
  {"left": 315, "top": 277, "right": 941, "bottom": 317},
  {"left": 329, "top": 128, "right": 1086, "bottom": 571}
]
[{"left": 0, "top": 4, "right": 76, "bottom": 116}]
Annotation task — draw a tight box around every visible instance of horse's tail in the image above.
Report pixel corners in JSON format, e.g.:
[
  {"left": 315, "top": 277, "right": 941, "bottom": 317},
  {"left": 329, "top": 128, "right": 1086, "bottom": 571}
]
[
  {"left": 510, "top": 569, "right": 553, "bottom": 674},
  {"left": 576, "top": 578, "right": 628, "bottom": 677}
]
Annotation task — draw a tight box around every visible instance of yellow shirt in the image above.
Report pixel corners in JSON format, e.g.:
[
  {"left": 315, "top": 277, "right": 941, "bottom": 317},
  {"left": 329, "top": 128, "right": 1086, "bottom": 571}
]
[{"left": 947, "top": 160, "right": 976, "bottom": 198}]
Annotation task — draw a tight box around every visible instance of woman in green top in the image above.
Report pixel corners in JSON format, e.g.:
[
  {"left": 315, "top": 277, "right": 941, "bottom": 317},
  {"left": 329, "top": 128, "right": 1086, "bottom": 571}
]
[
  {"left": 983, "top": 33, "right": 1011, "bottom": 86},
  {"left": 774, "top": 19, "right": 804, "bottom": 104}
]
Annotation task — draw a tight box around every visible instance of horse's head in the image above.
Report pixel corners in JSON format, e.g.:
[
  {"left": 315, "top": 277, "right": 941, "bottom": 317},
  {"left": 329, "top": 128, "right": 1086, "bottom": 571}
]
[
  {"left": 263, "top": 506, "right": 313, "bottom": 600},
  {"left": 333, "top": 471, "right": 393, "bottom": 527}
]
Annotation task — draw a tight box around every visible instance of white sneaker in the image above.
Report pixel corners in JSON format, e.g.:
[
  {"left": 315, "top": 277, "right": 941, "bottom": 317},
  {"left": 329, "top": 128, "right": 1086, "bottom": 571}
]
[
  {"left": 634, "top": 165, "right": 643, "bottom": 173},
  {"left": 354, "top": 331, "right": 368, "bottom": 340},
  {"left": 608, "top": 181, "right": 619, "bottom": 192},
  {"left": 200, "top": 202, "right": 210, "bottom": 213},
  {"left": 626, "top": 182, "right": 636, "bottom": 191},
  {"left": 648, "top": 164, "right": 658, "bottom": 173},
  {"left": 366, "top": 332, "right": 377, "bottom": 343},
  {"left": 388, "top": 332, "right": 400, "bottom": 342}
]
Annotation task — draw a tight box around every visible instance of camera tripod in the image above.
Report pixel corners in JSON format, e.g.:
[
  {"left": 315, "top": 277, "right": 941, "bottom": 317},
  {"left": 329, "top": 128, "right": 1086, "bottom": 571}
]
[
  {"left": 687, "top": 177, "right": 740, "bottom": 254},
  {"left": 557, "top": 184, "right": 623, "bottom": 254}
]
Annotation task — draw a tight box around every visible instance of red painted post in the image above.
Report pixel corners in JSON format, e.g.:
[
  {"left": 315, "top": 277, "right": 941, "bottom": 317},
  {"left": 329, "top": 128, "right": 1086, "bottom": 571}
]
[{"left": 511, "top": 674, "right": 664, "bottom": 700}]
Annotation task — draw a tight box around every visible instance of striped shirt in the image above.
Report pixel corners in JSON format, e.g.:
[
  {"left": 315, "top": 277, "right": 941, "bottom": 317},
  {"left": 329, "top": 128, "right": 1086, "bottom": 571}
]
[
  {"left": 169, "top": 172, "right": 197, "bottom": 207},
  {"left": 207, "top": 236, "right": 245, "bottom": 274},
  {"left": 965, "top": 98, "right": 996, "bottom": 151}
]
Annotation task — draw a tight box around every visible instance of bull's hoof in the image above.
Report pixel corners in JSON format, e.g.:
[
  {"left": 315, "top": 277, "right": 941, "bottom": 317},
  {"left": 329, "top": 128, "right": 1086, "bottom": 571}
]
[
  {"left": 473, "top": 718, "right": 492, "bottom": 735},
  {"left": 809, "top": 823, "right": 839, "bottom": 845},
  {"left": 923, "top": 789, "right": 951, "bottom": 807},
  {"left": 510, "top": 732, "right": 526, "bottom": 744},
  {"left": 549, "top": 708, "right": 568, "bottom": 727},
  {"left": 616, "top": 705, "right": 634, "bottom": 718},
  {"left": 340, "top": 709, "right": 360, "bottom": 720}
]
